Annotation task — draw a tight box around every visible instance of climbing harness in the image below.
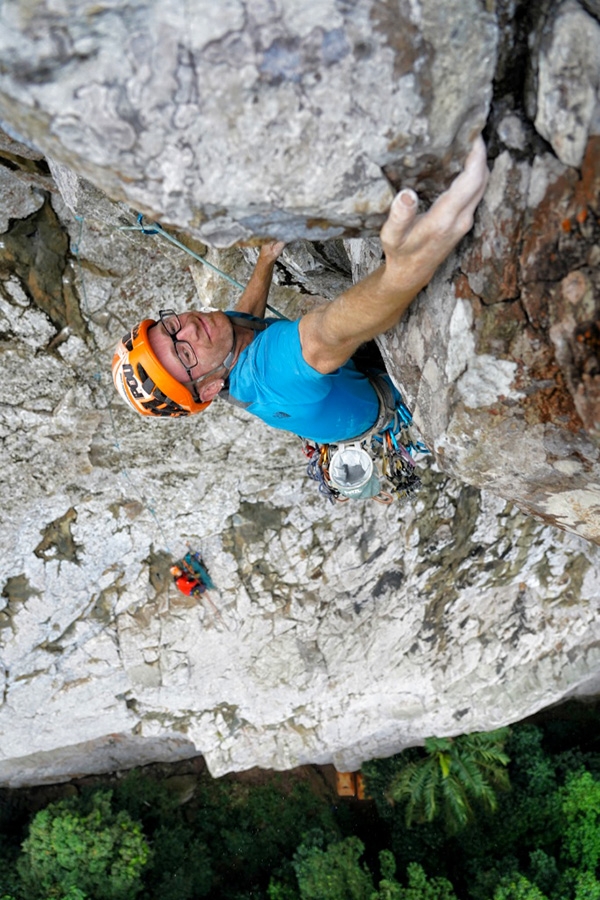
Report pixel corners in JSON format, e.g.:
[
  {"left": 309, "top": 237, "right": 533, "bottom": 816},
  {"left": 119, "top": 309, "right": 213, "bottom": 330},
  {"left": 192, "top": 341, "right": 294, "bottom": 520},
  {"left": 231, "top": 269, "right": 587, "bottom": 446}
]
[
  {"left": 122, "top": 214, "right": 286, "bottom": 319},
  {"left": 302, "top": 390, "right": 429, "bottom": 505}
]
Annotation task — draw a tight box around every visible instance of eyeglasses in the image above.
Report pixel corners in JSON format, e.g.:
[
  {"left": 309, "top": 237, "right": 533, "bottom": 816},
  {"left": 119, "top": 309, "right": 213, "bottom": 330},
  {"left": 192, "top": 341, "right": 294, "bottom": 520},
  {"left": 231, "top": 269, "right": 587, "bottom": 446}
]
[{"left": 158, "top": 309, "right": 198, "bottom": 379}]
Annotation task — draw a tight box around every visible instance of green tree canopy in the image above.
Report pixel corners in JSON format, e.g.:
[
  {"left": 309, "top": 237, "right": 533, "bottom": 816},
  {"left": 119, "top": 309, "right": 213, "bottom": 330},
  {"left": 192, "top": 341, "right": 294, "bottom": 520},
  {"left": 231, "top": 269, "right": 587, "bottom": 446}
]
[
  {"left": 561, "top": 771, "right": 600, "bottom": 873},
  {"left": 292, "top": 835, "right": 375, "bottom": 900},
  {"left": 374, "top": 860, "right": 458, "bottom": 900},
  {"left": 17, "top": 790, "right": 150, "bottom": 900},
  {"left": 274, "top": 835, "right": 459, "bottom": 900},
  {"left": 492, "top": 873, "right": 550, "bottom": 900}
]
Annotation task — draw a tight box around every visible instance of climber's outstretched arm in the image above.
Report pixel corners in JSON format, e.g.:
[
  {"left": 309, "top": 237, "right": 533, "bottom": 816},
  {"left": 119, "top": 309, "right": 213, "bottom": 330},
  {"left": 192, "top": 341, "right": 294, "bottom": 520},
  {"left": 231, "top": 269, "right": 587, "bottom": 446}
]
[
  {"left": 234, "top": 241, "right": 285, "bottom": 317},
  {"left": 299, "top": 137, "right": 489, "bottom": 374}
]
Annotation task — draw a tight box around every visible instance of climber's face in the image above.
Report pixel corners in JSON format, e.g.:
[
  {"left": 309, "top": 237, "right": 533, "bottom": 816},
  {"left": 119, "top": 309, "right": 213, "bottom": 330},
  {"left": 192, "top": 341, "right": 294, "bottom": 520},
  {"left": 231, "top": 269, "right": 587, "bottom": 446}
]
[{"left": 148, "top": 310, "right": 235, "bottom": 384}]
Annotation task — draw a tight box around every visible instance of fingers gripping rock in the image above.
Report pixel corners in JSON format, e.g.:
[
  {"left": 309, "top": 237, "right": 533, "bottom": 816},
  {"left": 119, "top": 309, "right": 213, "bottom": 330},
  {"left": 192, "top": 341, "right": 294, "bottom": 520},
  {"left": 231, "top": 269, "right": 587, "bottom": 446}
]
[{"left": 380, "top": 188, "right": 419, "bottom": 252}]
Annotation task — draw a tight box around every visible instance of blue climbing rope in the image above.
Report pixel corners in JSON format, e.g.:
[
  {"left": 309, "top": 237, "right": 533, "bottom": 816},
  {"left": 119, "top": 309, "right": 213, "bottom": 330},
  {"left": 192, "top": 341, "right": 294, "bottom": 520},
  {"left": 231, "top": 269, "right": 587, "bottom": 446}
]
[{"left": 120, "top": 214, "right": 286, "bottom": 319}]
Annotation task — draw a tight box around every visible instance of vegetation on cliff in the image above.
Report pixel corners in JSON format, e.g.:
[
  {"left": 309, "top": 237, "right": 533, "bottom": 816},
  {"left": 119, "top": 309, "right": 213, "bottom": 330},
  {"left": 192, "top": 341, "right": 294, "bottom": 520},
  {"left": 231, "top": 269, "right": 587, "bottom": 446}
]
[{"left": 2, "top": 705, "right": 600, "bottom": 899}]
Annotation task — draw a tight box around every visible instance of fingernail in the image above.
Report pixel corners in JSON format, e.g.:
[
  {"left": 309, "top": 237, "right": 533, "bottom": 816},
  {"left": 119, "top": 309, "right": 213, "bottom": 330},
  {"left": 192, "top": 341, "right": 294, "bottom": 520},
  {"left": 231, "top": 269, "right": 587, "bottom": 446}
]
[{"left": 398, "top": 189, "right": 417, "bottom": 208}]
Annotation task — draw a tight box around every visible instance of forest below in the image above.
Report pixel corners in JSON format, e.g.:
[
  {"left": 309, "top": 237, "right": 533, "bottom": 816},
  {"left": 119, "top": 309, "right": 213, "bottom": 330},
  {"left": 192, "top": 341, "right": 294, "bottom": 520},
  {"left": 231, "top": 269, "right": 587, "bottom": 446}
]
[{"left": 2, "top": 701, "right": 600, "bottom": 899}]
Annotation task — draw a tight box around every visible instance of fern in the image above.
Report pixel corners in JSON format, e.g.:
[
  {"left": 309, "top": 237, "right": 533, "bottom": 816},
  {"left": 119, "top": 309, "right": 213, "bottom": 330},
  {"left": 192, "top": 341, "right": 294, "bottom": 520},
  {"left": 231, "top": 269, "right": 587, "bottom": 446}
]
[{"left": 384, "top": 728, "right": 511, "bottom": 832}]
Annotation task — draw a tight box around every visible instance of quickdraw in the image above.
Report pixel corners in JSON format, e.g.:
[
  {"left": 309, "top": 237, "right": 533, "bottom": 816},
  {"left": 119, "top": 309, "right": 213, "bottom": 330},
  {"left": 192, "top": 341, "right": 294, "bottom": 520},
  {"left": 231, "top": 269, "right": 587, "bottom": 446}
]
[
  {"left": 303, "top": 442, "right": 346, "bottom": 503},
  {"left": 302, "top": 396, "right": 429, "bottom": 505}
]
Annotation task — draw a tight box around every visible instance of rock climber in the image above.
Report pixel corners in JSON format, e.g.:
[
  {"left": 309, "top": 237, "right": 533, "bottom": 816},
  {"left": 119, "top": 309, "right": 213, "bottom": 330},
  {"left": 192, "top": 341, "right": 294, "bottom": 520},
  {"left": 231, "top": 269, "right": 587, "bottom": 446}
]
[{"left": 112, "top": 137, "right": 489, "bottom": 444}]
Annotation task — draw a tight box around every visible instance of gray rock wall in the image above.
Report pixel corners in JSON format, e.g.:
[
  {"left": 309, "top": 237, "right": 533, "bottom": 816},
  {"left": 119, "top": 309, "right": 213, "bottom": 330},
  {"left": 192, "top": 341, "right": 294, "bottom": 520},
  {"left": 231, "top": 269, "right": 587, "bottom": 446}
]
[
  {"left": 0, "top": 0, "right": 496, "bottom": 244},
  {"left": 1, "top": 0, "right": 600, "bottom": 786},
  {"left": 380, "top": 132, "right": 600, "bottom": 544}
]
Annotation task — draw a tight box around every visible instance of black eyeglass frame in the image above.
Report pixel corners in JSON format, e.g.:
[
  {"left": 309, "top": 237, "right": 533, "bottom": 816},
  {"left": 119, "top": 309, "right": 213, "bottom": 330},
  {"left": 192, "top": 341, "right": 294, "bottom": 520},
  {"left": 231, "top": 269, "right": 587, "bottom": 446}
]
[
  {"left": 155, "top": 307, "right": 237, "bottom": 405},
  {"left": 158, "top": 309, "right": 198, "bottom": 369},
  {"left": 157, "top": 308, "right": 202, "bottom": 401}
]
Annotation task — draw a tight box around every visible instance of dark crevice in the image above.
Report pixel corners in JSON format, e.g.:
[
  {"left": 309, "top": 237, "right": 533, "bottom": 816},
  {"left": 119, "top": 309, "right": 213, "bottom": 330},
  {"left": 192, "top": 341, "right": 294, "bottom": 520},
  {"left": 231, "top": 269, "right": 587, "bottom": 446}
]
[
  {"left": 0, "top": 198, "right": 89, "bottom": 342},
  {"left": 485, "top": 0, "right": 559, "bottom": 165},
  {"left": 0, "top": 150, "right": 51, "bottom": 178}
]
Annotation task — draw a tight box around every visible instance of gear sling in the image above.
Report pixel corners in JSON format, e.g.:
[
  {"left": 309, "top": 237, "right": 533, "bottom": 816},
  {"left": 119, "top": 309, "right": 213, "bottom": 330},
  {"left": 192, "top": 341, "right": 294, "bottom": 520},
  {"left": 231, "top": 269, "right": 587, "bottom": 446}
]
[{"left": 220, "top": 312, "right": 428, "bottom": 504}]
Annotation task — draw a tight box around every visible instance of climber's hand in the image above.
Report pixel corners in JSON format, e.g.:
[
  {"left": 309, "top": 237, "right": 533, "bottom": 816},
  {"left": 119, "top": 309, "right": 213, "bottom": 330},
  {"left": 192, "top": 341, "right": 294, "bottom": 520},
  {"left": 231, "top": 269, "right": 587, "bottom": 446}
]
[
  {"left": 235, "top": 241, "right": 285, "bottom": 317},
  {"left": 298, "top": 137, "right": 489, "bottom": 374},
  {"left": 380, "top": 136, "right": 489, "bottom": 289},
  {"left": 259, "top": 240, "right": 286, "bottom": 263}
]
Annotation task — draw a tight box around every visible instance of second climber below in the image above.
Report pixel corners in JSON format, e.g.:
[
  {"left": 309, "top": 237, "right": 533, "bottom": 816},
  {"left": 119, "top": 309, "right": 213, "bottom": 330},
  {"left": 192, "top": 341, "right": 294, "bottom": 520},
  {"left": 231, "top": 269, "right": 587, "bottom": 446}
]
[{"left": 112, "top": 138, "right": 489, "bottom": 444}]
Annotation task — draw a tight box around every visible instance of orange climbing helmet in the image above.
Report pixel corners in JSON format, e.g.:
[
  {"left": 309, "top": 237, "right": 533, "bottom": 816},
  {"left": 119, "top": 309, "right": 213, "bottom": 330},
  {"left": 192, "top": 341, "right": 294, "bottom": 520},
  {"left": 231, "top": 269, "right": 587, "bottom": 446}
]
[{"left": 112, "top": 319, "right": 211, "bottom": 417}]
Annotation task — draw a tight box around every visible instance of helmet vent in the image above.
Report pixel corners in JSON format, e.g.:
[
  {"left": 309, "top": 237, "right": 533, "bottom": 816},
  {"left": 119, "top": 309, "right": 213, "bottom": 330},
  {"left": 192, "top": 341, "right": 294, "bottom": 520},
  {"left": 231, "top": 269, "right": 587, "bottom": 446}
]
[{"left": 137, "top": 363, "right": 155, "bottom": 393}]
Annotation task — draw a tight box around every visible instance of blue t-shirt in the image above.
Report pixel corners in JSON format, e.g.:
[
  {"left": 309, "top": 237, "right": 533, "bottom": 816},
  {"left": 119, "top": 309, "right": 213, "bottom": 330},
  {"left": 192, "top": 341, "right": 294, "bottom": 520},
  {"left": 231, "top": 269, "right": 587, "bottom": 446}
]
[{"left": 227, "top": 318, "right": 381, "bottom": 443}]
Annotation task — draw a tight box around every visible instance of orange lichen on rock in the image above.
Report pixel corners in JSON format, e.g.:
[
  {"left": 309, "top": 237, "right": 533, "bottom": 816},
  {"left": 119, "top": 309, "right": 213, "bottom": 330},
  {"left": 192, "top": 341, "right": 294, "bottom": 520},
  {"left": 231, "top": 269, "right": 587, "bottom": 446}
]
[
  {"left": 454, "top": 272, "right": 479, "bottom": 301},
  {"left": 528, "top": 370, "right": 582, "bottom": 430},
  {"left": 575, "top": 135, "right": 600, "bottom": 213}
]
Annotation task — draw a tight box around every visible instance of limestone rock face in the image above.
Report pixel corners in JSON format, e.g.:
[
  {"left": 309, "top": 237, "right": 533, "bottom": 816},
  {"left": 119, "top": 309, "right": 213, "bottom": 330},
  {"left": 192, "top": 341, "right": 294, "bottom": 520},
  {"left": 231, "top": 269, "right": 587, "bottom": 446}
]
[
  {"left": 532, "top": 0, "right": 600, "bottom": 168},
  {"left": 1, "top": 0, "right": 600, "bottom": 787},
  {"left": 0, "top": 0, "right": 496, "bottom": 245},
  {"left": 380, "top": 136, "right": 600, "bottom": 544}
]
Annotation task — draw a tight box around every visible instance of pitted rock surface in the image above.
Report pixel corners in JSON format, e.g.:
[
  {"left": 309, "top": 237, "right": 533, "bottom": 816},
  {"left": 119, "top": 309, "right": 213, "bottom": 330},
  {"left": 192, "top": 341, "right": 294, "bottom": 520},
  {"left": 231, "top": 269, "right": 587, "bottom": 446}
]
[
  {"left": 0, "top": 0, "right": 496, "bottom": 245},
  {"left": 0, "top": 0, "right": 600, "bottom": 786},
  {"left": 379, "top": 137, "right": 600, "bottom": 544}
]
